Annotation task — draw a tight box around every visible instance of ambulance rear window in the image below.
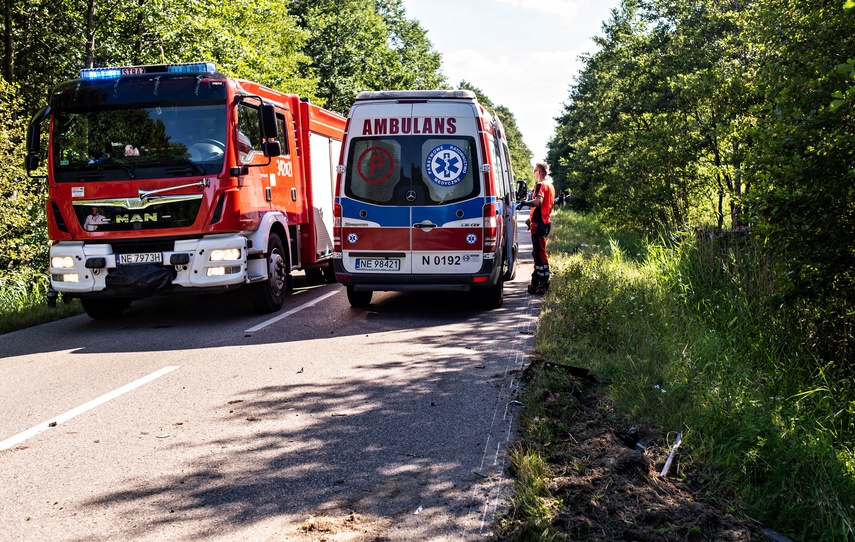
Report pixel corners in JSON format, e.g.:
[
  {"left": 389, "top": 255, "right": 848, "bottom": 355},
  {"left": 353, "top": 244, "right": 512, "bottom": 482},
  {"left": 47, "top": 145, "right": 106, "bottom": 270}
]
[{"left": 345, "top": 136, "right": 479, "bottom": 206}]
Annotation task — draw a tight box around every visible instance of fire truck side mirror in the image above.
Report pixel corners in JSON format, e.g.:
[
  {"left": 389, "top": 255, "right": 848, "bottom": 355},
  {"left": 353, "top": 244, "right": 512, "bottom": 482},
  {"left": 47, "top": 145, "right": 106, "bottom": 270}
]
[
  {"left": 26, "top": 153, "right": 40, "bottom": 171},
  {"left": 259, "top": 104, "right": 278, "bottom": 139},
  {"left": 25, "top": 105, "right": 50, "bottom": 173},
  {"left": 263, "top": 140, "right": 281, "bottom": 158},
  {"left": 259, "top": 104, "right": 281, "bottom": 157}
]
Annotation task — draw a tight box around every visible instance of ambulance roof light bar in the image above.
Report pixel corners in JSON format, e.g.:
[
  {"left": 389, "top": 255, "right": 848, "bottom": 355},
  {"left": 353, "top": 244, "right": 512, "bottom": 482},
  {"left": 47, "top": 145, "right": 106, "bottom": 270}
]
[
  {"left": 80, "top": 62, "right": 218, "bottom": 81},
  {"left": 354, "top": 90, "right": 477, "bottom": 102}
]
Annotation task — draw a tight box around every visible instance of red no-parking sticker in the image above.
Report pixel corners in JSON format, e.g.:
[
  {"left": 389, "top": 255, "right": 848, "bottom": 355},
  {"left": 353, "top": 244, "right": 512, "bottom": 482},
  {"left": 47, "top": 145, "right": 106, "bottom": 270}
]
[{"left": 357, "top": 146, "right": 394, "bottom": 184}]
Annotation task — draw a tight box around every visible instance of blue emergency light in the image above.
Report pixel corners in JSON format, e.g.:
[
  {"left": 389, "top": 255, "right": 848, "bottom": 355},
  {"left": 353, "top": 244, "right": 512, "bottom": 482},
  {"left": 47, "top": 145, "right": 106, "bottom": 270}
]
[
  {"left": 80, "top": 62, "right": 217, "bottom": 81},
  {"left": 80, "top": 67, "right": 122, "bottom": 80}
]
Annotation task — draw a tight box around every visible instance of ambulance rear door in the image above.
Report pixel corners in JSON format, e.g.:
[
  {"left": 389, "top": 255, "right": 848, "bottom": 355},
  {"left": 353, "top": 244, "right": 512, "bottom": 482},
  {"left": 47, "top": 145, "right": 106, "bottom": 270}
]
[
  {"left": 339, "top": 100, "right": 484, "bottom": 278},
  {"left": 409, "top": 100, "right": 483, "bottom": 276}
]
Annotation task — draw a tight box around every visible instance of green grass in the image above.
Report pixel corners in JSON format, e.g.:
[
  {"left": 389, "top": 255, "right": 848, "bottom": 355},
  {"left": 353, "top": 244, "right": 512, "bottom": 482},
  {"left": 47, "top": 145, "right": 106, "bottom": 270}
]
[
  {"left": 0, "top": 268, "right": 83, "bottom": 334},
  {"left": 505, "top": 208, "right": 855, "bottom": 541}
]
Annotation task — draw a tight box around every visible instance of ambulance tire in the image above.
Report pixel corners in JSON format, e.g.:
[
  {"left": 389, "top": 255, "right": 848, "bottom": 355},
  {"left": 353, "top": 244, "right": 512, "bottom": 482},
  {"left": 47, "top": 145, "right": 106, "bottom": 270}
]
[
  {"left": 503, "top": 248, "right": 517, "bottom": 281},
  {"left": 477, "top": 272, "right": 504, "bottom": 310},
  {"left": 251, "top": 233, "right": 290, "bottom": 313},
  {"left": 81, "top": 297, "right": 131, "bottom": 319},
  {"left": 346, "top": 286, "right": 372, "bottom": 307}
]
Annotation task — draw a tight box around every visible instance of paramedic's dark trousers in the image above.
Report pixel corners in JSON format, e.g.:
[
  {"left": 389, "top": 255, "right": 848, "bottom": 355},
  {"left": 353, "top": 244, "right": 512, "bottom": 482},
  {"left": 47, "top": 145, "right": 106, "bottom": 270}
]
[{"left": 530, "top": 223, "right": 551, "bottom": 287}]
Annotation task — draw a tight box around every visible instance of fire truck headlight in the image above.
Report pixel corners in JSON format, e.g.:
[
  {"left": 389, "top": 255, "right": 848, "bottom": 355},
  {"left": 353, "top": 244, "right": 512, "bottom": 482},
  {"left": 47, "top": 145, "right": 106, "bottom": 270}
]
[
  {"left": 210, "top": 248, "right": 241, "bottom": 261},
  {"left": 51, "top": 256, "right": 76, "bottom": 269},
  {"left": 206, "top": 266, "right": 240, "bottom": 277},
  {"left": 52, "top": 273, "right": 80, "bottom": 283}
]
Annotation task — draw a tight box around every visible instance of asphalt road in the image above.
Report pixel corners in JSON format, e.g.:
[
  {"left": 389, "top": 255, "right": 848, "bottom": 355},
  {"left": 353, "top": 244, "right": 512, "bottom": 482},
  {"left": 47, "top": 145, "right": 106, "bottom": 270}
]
[{"left": 0, "top": 221, "right": 539, "bottom": 541}]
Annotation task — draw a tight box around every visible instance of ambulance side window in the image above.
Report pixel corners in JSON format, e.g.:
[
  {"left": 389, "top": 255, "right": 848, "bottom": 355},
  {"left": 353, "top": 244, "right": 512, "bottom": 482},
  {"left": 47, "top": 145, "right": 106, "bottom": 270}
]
[
  {"left": 491, "top": 137, "right": 506, "bottom": 199},
  {"left": 237, "top": 103, "right": 261, "bottom": 161}
]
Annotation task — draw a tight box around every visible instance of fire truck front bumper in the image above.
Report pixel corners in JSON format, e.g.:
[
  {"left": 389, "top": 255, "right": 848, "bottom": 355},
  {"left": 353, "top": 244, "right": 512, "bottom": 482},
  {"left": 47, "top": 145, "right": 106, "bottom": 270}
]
[{"left": 48, "top": 236, "right": 250, "bottom": 296}]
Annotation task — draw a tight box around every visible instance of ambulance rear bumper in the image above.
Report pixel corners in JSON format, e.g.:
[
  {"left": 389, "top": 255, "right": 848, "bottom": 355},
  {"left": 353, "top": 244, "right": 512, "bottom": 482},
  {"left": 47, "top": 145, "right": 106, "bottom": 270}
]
[{"left": 334, "top": 262, "right": 502, "bottom": 292}]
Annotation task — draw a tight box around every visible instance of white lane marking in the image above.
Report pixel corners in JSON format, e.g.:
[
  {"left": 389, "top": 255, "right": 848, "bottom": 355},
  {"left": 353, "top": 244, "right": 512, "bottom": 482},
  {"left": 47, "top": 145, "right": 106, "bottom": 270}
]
[
  {"left": 244, "top": 289, "right": 340, "bottom": 333},
  {"left": 0, "top": 365, "right": 180, "bottom": 452}
]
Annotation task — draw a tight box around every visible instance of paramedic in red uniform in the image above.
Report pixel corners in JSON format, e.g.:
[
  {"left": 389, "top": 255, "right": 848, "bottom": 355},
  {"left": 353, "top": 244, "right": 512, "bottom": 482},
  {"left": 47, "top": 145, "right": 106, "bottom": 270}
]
[{"left": 518, "top": 162, "right": 555, "bottom": 294}]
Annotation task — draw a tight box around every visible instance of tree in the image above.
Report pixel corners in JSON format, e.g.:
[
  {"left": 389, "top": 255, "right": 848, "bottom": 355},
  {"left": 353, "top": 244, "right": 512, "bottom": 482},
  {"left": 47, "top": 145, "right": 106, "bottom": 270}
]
[
  {"left": 459, "top": 81, "right": 534, "bottom": 187},
  {"left": 548, "top": 0, "right": 752, "bottom": 232},
  {"left": 287, "top": 0, "right": 445, "bottom": 113},
  {"left": 0, "top": 79, "right": 48, "bottom": 272},
  {"left": 742, "top": 0, "right": 855, "bottom": 360}
]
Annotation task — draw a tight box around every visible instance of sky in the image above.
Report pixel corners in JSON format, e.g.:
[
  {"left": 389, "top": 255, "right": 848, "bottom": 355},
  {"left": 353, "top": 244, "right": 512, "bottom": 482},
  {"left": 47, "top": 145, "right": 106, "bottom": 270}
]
[{"left": 399, "top": 0, "right": 622, "bottom": 162}]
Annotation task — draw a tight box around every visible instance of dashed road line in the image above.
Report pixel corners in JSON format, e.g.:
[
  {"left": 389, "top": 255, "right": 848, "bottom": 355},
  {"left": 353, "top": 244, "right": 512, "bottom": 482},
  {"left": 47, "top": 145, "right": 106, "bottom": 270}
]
[{"left": 0, "top": 365, "right": 180, "bottom": 451}]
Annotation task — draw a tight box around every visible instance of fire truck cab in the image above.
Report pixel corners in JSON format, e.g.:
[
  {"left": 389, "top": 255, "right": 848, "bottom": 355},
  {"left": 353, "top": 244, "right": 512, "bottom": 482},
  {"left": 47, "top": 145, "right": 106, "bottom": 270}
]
[
  {"left": 26, "top": 62, "right": 345, "bottom": 319},
  {"left": 333, "top": 90, "right": 519, "bottom": 308}
]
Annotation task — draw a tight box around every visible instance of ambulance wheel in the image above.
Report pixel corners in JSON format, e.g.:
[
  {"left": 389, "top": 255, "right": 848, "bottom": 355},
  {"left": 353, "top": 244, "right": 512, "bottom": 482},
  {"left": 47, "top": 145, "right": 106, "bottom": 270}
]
[
  {"left": 477, "top": 273, "right": 504, "bottom": 310},
  {"left": 346, "top": 286, "right": 372, "bottom": 307},
  {"left": 81, "top": 298, "right": 131, "bottom": 319},
  {"left": 502, "top": 251, "right": 516, "bottom": 281},
  {"left": 251, "top": 233, "right": 291, "bottom": 313}
]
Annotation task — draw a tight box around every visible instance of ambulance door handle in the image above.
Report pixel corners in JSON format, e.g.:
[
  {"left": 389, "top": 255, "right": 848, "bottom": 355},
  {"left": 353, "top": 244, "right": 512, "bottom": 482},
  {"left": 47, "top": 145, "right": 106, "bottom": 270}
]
[{"left": 413, "top": 221, "right": 437, "bottom": 231}]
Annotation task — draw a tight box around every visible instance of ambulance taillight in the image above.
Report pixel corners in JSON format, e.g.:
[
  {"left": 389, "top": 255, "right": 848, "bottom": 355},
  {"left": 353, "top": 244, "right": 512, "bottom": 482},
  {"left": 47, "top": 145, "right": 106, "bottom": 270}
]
[
  {"left": 333, "top": 203, "right": 342, "bottom": 252},
  {"left": 483, "top": 202, "right": 498, "bottom": 251}
]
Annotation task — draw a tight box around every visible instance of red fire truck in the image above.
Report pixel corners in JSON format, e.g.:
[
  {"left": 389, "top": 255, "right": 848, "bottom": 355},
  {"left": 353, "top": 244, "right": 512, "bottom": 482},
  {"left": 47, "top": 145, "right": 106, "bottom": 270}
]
[{"left": 25, "top": 62, "right": 345, "bottom": 319}]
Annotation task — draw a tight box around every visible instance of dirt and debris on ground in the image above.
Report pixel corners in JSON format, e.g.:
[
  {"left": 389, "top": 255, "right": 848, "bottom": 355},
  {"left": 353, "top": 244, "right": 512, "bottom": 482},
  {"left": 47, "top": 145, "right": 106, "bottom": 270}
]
[{"left": 501, "top": 360, "right": 766, "bottom": 541}]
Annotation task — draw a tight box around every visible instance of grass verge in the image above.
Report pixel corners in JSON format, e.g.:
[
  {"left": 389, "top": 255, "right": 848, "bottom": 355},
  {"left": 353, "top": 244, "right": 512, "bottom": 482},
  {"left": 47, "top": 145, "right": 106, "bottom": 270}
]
[
  {"left": 501, "top": 208, "right": 855, "bottom": 541},
  {"left": 0, "top": 268, "right": 83, "bottom": 334}
]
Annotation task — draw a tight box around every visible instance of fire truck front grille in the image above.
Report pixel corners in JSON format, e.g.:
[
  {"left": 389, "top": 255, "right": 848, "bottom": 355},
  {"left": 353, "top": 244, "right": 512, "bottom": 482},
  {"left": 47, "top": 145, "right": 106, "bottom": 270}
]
[{"left": 110, "top": 240, "right": 176, "bottom": 255}]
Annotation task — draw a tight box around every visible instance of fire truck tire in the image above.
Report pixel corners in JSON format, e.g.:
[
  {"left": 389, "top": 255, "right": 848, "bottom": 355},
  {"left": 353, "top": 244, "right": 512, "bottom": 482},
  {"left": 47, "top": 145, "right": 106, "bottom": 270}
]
[
  {"left": 346, "top": 286, "right": 372, "bottom": 307},
  {"left": 322, "top": 262, "right": 337, "bottom": 283},
  {"left": 81, "top": 298, "right": 131, "bottom": 319},
  {"left": 305, "top": 268, "right": 325, "bottom": 284},
  {"left": 251, "top": 233, "right": 290, "bottom": 313}
]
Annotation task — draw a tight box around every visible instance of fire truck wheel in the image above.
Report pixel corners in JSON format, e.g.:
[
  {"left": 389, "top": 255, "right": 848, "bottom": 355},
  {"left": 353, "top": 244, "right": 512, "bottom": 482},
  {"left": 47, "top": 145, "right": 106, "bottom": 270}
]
[
  {"left": 322, "top": 262, "right": 337, "bottom": 283},
  {"left": 305, "top": 268, "right": 325, "bottom": 284},
  {"left": 251, "top": 233, "right": 290, "bottom": 313},
  {"left": 81, "top": 298, "right": 131, "bottom": 319},
  {"left": 346, "top": 286, "right": 372, "bottom": 307}
]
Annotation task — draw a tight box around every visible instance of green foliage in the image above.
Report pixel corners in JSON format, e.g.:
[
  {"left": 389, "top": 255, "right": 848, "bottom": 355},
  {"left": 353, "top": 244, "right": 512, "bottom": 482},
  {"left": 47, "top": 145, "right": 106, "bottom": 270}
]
[
  {"left": 548, "top": 0, "right": 751, "bottom": 231},
  {"left": 0, "top": 266, "right": 84, "bottom": 334},
  {"left": 741, "top": 0, "right": 855, "bottom": 362},
  {"left": 0, "top": 80, "right": 49, "bottom": 273},
  {"left": 502, "top": 445, "right": 558, "bottom": 541},
  {"left": 287, "top": 0, "right": 446, "bottom": 113},
  {"left": 549, "top": 0, "right": 853, "bottom": 366},
  {"left": 532, "top": 210, "right": 855, "bottom": 540},
  {"left": 136, "top": 0, "right": 319, "bottom": 98},
  {"left": 459, "top": 81, "right": 535, "bottom": 187}
]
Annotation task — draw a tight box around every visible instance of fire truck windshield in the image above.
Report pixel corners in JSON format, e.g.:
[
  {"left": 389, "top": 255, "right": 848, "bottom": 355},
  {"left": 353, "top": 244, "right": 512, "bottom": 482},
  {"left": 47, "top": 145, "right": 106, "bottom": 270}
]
[{"left": 52, "top": 102, "right": 227, "bottom": 181}]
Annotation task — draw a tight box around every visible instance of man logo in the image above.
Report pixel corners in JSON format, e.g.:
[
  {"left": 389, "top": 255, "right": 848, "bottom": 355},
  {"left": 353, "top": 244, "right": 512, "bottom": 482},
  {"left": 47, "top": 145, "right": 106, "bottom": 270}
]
[{"left": 115, "top": 213, "right": 158, "bottom": 224}]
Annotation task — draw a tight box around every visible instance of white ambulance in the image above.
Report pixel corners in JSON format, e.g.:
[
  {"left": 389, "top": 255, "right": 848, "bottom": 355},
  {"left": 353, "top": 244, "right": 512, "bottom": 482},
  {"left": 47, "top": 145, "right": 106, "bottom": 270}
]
[{"left": 333, "top": 90, "right": 518, "bottom": 308}]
